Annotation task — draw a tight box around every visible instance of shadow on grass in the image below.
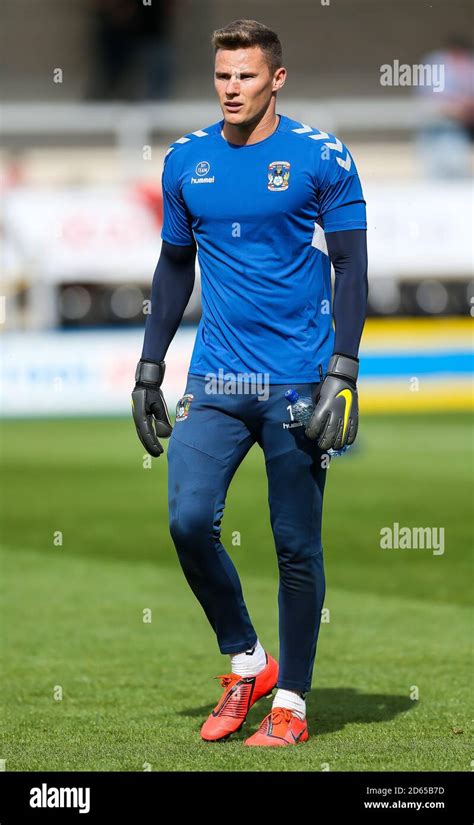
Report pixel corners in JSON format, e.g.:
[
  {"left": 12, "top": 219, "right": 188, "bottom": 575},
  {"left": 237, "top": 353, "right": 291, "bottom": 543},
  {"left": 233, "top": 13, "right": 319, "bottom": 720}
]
[
  {"left": 304, "top": 688, "right": 415, "bottom": 735},
  {"left": 180, "top": 687, "right": 414, "bottom": 740}
]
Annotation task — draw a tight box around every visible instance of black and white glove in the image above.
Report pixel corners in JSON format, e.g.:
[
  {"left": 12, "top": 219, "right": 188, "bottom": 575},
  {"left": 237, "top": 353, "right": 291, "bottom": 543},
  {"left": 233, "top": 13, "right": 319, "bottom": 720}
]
[
  {"left": 305, "top": 354, "right": 359, "bottom": 451},
  {"left": 131, "top": 359, "right": 172, "bottom": 457}
]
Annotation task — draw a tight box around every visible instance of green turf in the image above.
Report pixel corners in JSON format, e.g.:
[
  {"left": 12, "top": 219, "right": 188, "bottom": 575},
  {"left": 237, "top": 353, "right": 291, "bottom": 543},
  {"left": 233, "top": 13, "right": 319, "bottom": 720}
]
[{"left": 1, "top": 414, "right": 472, "bottom": 771}]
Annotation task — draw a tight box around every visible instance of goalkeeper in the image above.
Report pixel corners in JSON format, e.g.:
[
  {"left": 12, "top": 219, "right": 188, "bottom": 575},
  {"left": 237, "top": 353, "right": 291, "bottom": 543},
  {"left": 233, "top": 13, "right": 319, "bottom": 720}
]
[{"left": 132, "top": 19, "right": 368, "bottom": 747}]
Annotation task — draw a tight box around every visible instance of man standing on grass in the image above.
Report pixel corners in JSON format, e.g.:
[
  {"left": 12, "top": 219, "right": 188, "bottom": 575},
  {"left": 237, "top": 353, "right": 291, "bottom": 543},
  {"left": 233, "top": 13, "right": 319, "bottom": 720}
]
[{"left": 132, "top": 19, "right": 368, "bottom": 746}]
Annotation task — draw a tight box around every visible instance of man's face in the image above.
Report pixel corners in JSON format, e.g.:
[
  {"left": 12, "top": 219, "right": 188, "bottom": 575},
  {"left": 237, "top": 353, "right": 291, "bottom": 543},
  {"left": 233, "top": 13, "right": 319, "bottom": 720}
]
[{"left": 214, "top": 46, "right": 279, "bottom": 125}]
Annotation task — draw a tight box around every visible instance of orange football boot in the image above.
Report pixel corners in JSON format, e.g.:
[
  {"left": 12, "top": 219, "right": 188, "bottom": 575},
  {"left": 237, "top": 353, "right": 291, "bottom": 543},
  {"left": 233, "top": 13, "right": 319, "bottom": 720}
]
[
  {"left": 244, "top": 706, "right": 309, "bottom": 746},
  {"left": 200, "top": 651, "right": 278, "bottom": 741}
]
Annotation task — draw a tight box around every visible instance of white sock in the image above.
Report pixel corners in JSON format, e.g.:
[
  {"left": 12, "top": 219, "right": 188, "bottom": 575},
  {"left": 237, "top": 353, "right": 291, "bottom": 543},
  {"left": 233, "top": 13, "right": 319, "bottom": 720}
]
[
  {"left": 272, "top": 688, "right": 306, "bottom": 720},
  {"left": 229, "top": 639, "right": 266, "bottom": 677}
]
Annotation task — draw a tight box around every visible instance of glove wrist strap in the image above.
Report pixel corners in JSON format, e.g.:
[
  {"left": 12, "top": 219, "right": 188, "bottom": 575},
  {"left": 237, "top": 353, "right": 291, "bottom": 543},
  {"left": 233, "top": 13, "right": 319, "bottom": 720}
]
[
  {"left": 327, "top": 353, "right": 359, "bottom": 383},
  {"left": 135, "top": 359, "right": 165, "bottom": 386}
]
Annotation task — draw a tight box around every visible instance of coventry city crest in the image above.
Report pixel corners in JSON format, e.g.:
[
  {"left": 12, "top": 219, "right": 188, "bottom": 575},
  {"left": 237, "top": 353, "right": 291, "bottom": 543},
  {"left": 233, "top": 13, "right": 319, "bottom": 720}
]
[
  {"left": 176, "top": 394, "right": 194, "bottom": 422},
  {"left": 267, "top": 161, "right": 290, "bottom": 191}
]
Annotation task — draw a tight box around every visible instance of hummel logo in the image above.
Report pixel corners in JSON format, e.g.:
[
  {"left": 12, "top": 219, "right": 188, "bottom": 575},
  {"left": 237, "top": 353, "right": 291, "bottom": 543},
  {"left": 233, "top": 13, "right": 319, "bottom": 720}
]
[{"left": 190, "top": 176, "right": 215, "bottom": 184}]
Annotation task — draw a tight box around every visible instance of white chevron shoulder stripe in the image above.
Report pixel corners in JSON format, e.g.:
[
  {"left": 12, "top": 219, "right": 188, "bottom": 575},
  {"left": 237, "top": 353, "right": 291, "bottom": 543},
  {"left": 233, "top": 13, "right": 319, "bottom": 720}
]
[
  {"left": 291, "top": 123, "right": 314, "bottom": 134},
  {"left": 166, "top": 127, "right": 211, "bottom": 155},
  {"left": 324, "top": 137, "right": 343, "bottom": 152},
  {"left": 307, "top": 130, "right": 330, "bottom": 141},
  {"left": 336, "top": 153, "right": 352, "bottom": 171},
  {"left": 291, "top": 122, "right": 352, "bottom": 172}
]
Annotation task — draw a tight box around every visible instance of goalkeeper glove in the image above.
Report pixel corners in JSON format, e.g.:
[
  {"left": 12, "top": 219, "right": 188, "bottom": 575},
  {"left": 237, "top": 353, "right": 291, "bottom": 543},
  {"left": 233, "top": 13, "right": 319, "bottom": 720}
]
[
  {"left": 131, "top": 359, "right": 172, "bottom": 457},
  {"left": 305, "top": 353, "right": 359, "bottom": 451}
]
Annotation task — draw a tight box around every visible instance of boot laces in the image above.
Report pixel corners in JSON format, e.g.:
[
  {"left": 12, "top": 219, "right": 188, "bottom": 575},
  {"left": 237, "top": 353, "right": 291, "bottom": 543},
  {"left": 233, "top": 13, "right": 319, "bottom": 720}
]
[
  {"left": 261, "top": 706, "right": 294, "bottom": 730},
  {"left": 213, "top": 673, "right": 241, "bottom": 690}
]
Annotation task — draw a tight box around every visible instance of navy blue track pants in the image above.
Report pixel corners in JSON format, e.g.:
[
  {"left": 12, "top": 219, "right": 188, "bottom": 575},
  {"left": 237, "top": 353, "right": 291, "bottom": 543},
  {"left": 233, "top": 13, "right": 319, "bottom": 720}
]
[{"left": 167, "top": 373, "right": 327, "bottom": 694}]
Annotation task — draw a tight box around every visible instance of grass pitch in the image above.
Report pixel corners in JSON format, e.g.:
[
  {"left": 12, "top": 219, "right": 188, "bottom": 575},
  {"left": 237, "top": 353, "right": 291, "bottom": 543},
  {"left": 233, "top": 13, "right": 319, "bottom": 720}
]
[{"left": 1, "top": 413, "right": 472, "bottom": 771}]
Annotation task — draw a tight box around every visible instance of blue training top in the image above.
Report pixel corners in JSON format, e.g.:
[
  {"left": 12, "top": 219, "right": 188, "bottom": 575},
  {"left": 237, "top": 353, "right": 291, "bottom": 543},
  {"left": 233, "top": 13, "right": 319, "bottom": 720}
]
[{"left": 160, "top": 112, "right": 367, "bottom": 383}]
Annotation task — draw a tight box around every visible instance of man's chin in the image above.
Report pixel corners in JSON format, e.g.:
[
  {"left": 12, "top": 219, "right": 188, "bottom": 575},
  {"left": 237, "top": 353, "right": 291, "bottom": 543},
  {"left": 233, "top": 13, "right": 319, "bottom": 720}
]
[{"left": 223, "top": 109, "right": 253, "bottom": 127}]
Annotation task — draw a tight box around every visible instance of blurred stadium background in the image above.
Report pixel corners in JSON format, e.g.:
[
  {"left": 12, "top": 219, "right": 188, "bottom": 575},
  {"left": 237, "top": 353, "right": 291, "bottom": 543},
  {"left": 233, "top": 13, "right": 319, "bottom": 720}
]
[
  {"left": 1, "top": 0, "right": 473, "bottom": 771},
  {"left": 1, "top": 0, "right": 472, "bottom": 415}
]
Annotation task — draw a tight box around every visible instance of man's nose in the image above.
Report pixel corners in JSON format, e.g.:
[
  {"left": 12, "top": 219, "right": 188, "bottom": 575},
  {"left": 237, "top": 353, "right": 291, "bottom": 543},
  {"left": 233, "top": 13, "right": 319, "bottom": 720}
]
[{"left": 225, "top": 76, "right": 240, "bottom": 95}]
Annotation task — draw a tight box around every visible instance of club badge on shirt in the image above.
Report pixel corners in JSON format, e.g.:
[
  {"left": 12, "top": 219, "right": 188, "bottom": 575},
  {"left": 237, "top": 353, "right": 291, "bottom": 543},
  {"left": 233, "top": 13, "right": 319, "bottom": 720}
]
[
  {"left": 176, "top": 394, "right": 194, "bottom": 422},
  {"left": 267, "top": 161, "right": 290, "bottom": 191}
]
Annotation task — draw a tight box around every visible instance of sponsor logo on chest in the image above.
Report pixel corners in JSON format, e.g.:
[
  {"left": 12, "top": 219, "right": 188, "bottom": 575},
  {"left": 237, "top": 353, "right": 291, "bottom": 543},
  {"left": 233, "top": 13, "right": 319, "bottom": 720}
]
[
  {"left": 190, "top": 160, "right": 292, "bottom": 189},
  {"left": 191, "top": 161, "right": 214, "bottom": 184}
]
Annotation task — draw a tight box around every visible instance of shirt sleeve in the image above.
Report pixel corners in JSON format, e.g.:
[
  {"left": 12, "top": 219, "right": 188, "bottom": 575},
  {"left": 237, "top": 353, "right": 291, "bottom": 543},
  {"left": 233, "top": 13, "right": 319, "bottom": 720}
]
[
  {"left": 160, "top": 149, "right": 195, "bottom": 246},
  {"left": 140, "top": 240, "right": 196, "bottom": 362},
  {"left": 326, "top": 229, "right": 368, "bottom": 359},
  {"left": 315, "top": 136, "right": 367, "bottom": 232}
]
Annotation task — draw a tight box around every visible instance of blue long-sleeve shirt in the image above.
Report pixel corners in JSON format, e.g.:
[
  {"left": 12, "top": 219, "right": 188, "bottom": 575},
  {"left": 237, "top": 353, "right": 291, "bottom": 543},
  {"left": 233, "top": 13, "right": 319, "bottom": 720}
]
[
  {"left": 148, "top": 113, "right": 367, "bottom": 382},
  {"left": 141, "top": 229, "right": 367, "bottom": 367}
]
